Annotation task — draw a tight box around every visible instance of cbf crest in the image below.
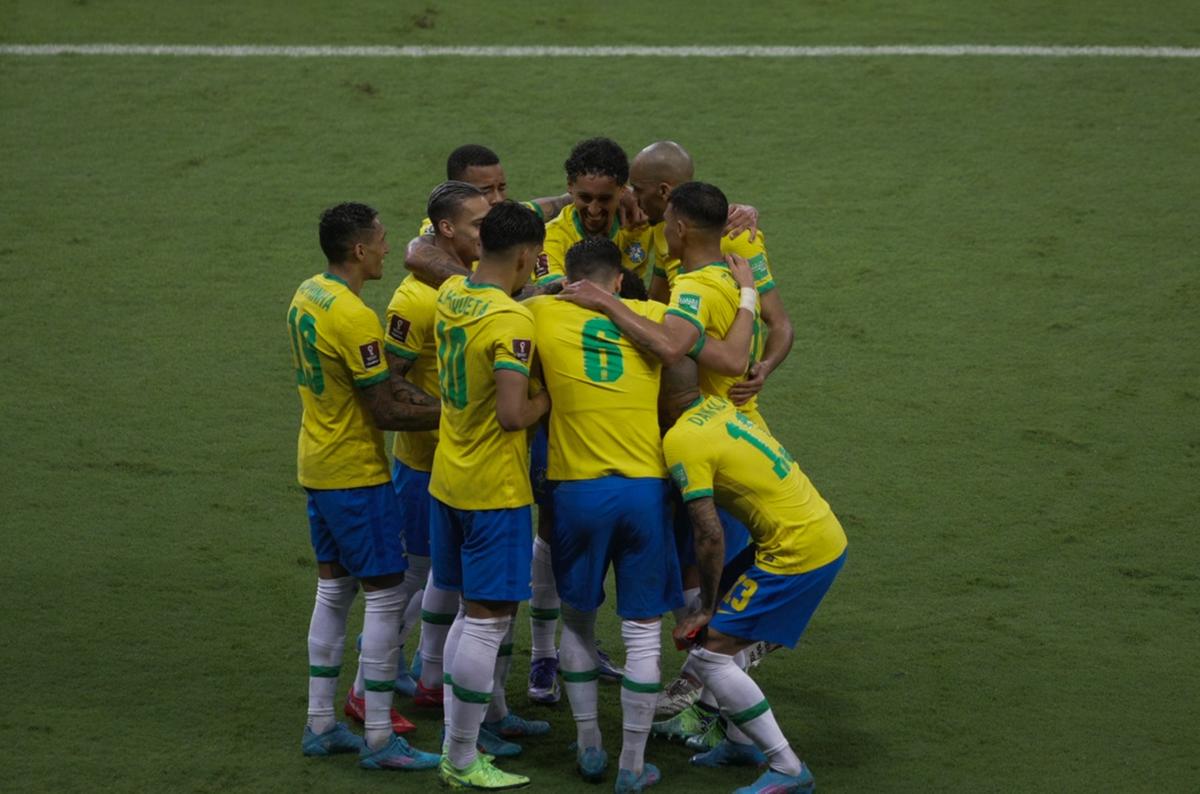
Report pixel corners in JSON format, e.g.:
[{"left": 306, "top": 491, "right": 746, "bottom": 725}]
[{"left": 625, "top": 242, "right": 647, "bottom": 266}]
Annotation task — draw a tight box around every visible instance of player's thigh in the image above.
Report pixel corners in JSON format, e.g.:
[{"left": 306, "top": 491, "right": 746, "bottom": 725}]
[
  {"left": 549, "top": 478, "right": 621, "bottom": 613},
  {"left": 392, "top": 460, "right": 433, "bottom": 558},
  {"left": 711, "top": 551, "right": 846, "bottom": 649},
  {"left": 612, "top": 478, "right": 684, "bottom": 619},
  {"left": 309, "top": 483, "right": 407, "bottom": 580},
  {"left": 430, "top": 497, "right": 465, "bottom": 592},
  {"left": 460, "top": 506, "right": 534, "bottom": 603}
]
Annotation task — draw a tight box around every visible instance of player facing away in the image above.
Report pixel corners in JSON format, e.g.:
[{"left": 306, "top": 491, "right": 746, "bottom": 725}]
[
  {"left": 660, "top": 356, "right": 847, "bottom": 794},
  {"left": 429, "top": 201, "right": 551, "bottom": 790},
  {"left": 290, "top": 202, "right": 443, "bottom": 770},
  {"left": 525, "top": 237, "right": 684, "bottom": 792}
]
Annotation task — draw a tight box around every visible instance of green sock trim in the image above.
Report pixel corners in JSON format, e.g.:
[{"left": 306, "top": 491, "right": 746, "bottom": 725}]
[
  {"left": 728, "top": 698, "right": 771, "bottom": 726},
  {"left": 449, "top": 679, "right": 493, "bottom": 704},
  {"left": 421, "top": 610, "right": 457, "bottom": 625},
  {"left": 561, "top": 668, "right": 600, "bottom": 683},
  {"left": 530, "top": 607, "right": 561, "bottom": 621},
  {"left": 621, "top": 677, "right": 663, "bottom": 694},
  {"left": 498, "top": 643, "right": 514, "bottom": 657},
  {"left": 443, "top": 673, "right": 453, "bottom": 686},
  {"left": 309, "top": 664, "right": 341, "bottom": 678},
  {"left": 364, "top": 678, "right": 394, "bottom": 693}
]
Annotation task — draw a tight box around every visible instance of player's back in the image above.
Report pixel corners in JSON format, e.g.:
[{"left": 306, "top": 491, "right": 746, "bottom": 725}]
[
  {"left": 287, "top": 272, "right": 391, "bottom": 489},
  {"left": 663, "top": 395, "right": 846, "bottom": 575},
  {"left": 526, "top": 296, "right": 666, "bottom": 482},
  {"left": 385, "top": 274, "right": 441, "bottom": 472},
  {"left": 429, "top": 275, "right": 536, "bottom": 510}
]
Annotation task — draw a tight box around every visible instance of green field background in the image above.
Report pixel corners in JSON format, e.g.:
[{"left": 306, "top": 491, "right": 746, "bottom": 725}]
[{"left": 2, "top": 2, "right": 1198, "bottom": 792}]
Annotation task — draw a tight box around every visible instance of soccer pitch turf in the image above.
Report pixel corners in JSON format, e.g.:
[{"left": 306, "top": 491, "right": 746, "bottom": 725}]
[{"left": 2, "top": 1, "right": 1198, "bottom": 791}]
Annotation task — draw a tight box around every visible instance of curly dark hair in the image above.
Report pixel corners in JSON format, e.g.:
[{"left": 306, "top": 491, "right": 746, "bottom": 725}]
[
  {"left": 318, "top": 202, "right": 377, "bottom": 263},
  {"left": 446, "top": 144, "right": 500, "bottom": 181},
  {"left": 564, "top": 137, "right": 629, "bottom": 185},
  {"left": 667, "top": 181, "right": 728, "bottom": 231},
  {"left": 480, "top": 200, "right": 545, "bottom": 254}
]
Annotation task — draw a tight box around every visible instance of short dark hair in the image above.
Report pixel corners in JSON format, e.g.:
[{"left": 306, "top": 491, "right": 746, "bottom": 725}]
[
  {"left": 318, "top": 202, "right": 378, "bottom": 263},
  {"left": 565, "top": 237, "right": 622, "bottom": 283},
  {"left": 617, "top": 266, "right": 649, "bottom": 301},
  {"left": 564, "top": 137, "right": 629, "bottom": 185},
  {"left": 480, "top": 200, "right": 545, "bottom": 255},
  {"left": 427, "top": 180, "right": 487, "bottom": 229},
  {"left": 668, "top": 181, "right": 728, "bottom": 230},
  {"left": 446, "top": 144, "right": 500, "bottom": 181}
]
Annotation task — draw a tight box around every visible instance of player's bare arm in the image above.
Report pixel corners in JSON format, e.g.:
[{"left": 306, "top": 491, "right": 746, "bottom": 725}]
[
  {"left": 360, "top": 376, "right": 440, "bottom": 431},
  {"left": 692, "top": 254, "right": 758, "bottom": 376},
  {"left": 558, "top": 280, "right": 695, "bottom": 365},
  {"left": 729, "top": 286, "right": 795, "bottom": 405},
  {"left": 404, "top": 234, "right": 470, "bottom": 288},
  {"left": 530, "top": 193, "right": 572, "bottom": 222},
  {"left": 494, "top": 368, "right": 550, "bottom": 432},
  {"left": 672, "top": 496, "right": 727, "bottom": 645}
]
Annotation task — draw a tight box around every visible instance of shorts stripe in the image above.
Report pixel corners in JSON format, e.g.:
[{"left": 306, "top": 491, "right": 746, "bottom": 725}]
[
  {"left": 729, "top": 698, "right": 771, "bottom": 726},
  {"left": 621, "top": 677, "right": 662, "bottom": 694},
  {"left": 421, "top": 610, "right": 457, "bottom": 625},
  {"left": 309, "top": 665, "right": 341, "bottom": 678},
  {"left": 364, "top": 678, "right": 394, "bottom": 693},
  {"left": 561, "top": 669, "right": 600, "bottom": 683}
]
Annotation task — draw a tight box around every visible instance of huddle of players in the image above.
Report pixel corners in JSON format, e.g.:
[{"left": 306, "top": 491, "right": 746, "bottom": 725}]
[{"left": 288, "top": 138, "right": 848, "bottom": 794}]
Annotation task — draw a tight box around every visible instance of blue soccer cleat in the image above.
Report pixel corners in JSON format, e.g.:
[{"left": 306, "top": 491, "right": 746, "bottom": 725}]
[
  {"left": 614, "top": 762, "right": 661, "bottom": 793},
  {"left": 394, "top": 649, "right": 418, "bottom": 697},
  {"left": 302, "top": 722, "right": 364, "bottom": 757},
  {"left": 575, "top": 745, "right": 609, "bottom": 782},
  {"left": 690, "top": 738, "right": 767, "bottom": 768},
  {"left": 732, "top": 765, "right": 815, "bottom": 794},
  {"left": 358, "top": 733, "right": 441, "bottom": 771},
  {"left": 483, "top": 711, "right": 551, "bottom": 738}
]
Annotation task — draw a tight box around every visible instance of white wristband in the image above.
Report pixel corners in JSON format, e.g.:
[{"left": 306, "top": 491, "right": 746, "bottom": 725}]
[{"left": 739, "top": 287, "right": 757, "bottom": 312}]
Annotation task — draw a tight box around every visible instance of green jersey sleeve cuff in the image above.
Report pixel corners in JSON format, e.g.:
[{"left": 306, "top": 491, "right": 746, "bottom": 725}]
[
  {"left": 681, "top": 488, "right": 714, "bottom": 502},
  {"left": 666, "top": 307, "right": 705, "bottom": 336},
  {"left": 756, "top": 279, "right": 777, "bottom": 294},
  {"left": 525, "top": 201, "right": 545, "bottom": 221},
  {"left": 687, "top": 332, "right": 707, "bottom": 358},
  {"left": 384, "top": 342, "right": 419, "bottom": 359},
  {"left": 354, "top": 370, "right": 390, "bottom": 388},
  {"left": 494, "top": 361, "right": 530, "bottom": 376},
  {"left": 653, "top": 267, "right": 668, "bottom": 278}
]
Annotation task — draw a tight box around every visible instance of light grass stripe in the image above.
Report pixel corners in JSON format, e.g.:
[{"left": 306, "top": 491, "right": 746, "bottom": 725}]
[{"left": 1, "top": 44, "right": 1198, "bottom": 59}]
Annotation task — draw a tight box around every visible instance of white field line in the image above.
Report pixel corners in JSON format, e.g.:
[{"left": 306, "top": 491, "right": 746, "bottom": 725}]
[{"left": 1, "top": 44, "right": 1199, "bottom": 59}]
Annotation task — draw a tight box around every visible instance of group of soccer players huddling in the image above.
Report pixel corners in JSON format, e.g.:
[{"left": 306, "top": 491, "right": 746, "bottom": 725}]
[{"left": 288, "top": 137, "right": 848, "bottom": 793}]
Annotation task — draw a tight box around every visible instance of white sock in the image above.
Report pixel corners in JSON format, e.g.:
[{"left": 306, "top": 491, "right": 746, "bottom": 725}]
[
  {"left": 306, "top": 576, "right": 357, "bottom": 734},
  {"left": 672, "top": 586, "right": 702, "bottom": 621},
  {"left": 485, "top": 620, "right": 516, "bottom": 723},
  {"left": 360, "top": 584, "right": 409, "bottom": 749},
  {"left": 529, "top": 537, "right": 560, "bottom": 660},
  {"left": 560, "top": 604, "right": 601, "bottom": 750},
  {"left": 418, "top": 572, "right": 461, "bottom": 690},
  {"left": 396, "top": 556, "right": 429, "bottom": 651},
  {"left": 619, "top": 620, "right": 661, "bottom": 775},
  {"left": 447, "top": 615, "right": 510, "bottom": 769},
  {"left": 440, "top": 607, "right": 466, "bottom": 746},
  {"left": 686, "top": 646, "right": 802, "bottom": 776}
]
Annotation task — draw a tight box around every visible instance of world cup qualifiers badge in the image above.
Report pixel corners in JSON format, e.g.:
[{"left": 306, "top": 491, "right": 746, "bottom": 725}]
[
  {"left": 359, "top": 340, "right": 382, "bottom": 368},
  {"left": 512, "top": 339, "right": 532, "bottom": 363},
  {"left": 626, "top": 242, "right": 646, "bottom": 266},
  {"left": 388, "top": 316, "right": 411, "bottom": 343}
]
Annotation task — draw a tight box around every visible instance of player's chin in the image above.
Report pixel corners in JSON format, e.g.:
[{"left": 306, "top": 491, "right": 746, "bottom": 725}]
[{"left": 584, "top": 217, "right": 609, "bottom": 234}]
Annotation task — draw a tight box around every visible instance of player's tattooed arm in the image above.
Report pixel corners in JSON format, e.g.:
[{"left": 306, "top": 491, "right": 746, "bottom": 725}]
[
  {"left": 404, "top": 234, "right": 470, "bottom": 288},
  {"left": 386, "top": 350, "right": 414, "bottom": 379},
  {"left": 673, "top": 496, "right": 727, "bottom": 646},
  {"left": 558, "top": 280, "right": 694, "bottom": 365},
  {"left": 530, "top": 193, "right": 572, "bottom": 223},
  {"left": 495, "top": 369, "right": 550, "bottom": 432},
  {"left": 359, "top": 376, "right": 440, "bottom": 431},
  {"left": 693, "top": 254, "right": 757, "bottom": 376},
  {"left": 729, "top": 286, "right": 794, "bottom": 405}
]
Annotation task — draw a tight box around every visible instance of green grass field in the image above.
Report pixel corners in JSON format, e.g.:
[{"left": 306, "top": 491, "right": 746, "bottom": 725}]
[{"left": 2, "top": 2, "right": 1198, "bottom": 791}]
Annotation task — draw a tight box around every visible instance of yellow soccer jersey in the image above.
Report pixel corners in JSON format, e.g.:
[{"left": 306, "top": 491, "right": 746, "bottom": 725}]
[
  {"left": 667, "top": 261, "right": 765, "bottom": 419},
  {"left": 538, "top": 205, "right": 653, "bottom": 285},
  {"left": 417, "top": 201, "right": 543, "bottom": 237},
  {"left": 384, "top": 275, "right": 440, "bottom": 472},
  {"left": 663, "top": 396, "right": 846, "bottom": 575},
  {"left": 287, "top": 272, "right": 392, "bottom": 490},
  {"left": 526, "top": 296, "right": 667, "bottom": 481},
  {"left": 651, "top": 224, "right": 776, "bottom": 295},
  {"left": 429, "top": 275, "right": 537, "bottom": 510}
]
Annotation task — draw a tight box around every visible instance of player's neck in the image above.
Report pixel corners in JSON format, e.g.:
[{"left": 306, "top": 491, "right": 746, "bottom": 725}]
[
  {"left": 326, "top": 263, "right": 364, "bottom": 295},
  {"left": 469, "top": 259, "right": 515, "bottom": 294},
  {"left": 434, "top": 236, "right": 469, "bottom": 269},
  {"left": 680, "top": 243, "right": 724, "bottom": 273}
]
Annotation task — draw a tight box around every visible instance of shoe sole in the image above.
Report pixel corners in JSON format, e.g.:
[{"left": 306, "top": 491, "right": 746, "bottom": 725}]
[{"left": 439, "top": 774, "right": 532, "bottom": 790}]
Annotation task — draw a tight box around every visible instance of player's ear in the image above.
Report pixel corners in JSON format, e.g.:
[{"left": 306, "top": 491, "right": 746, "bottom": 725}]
[
  {"left": 614, "top": 271, "right": 625, "bottom": 295},
  {"left": 437, "top": 218, "right": 453, "bottom": 239},
  {"left": 658, "top": 182, "right": 671, "bottom": 201}
]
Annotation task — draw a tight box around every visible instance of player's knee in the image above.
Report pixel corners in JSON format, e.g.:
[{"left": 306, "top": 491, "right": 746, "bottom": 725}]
[{"left": 315, "top": 575, "right": 357, "bottom": 610}]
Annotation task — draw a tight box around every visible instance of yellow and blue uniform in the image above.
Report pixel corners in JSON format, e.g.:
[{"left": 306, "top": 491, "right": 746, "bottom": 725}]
[
  {"left": 287, "top": 271, "right": 406, "bottom": 577},
  {"left": 417, "top": 201, "right": 543, "bottom": 237},
  {"left": 429, "top": 275, "right": 537, "bottom": 601},
  {"left": 383, "top": 274, "right": 441, "bottom": 558},
  {"left": 650, "top": 224, "right": 777, "bottom": 295},
  {"left": 526, "top": 295, "right": 682, "bottom": 618},
  {"left": 662, "top": 396, "right": 847, "bottom": 646},
  {"left": 537, "top": 205, "right": 654, "bottom": 286},
  {"left": 667, "top": 261, "right": 768, "bottom": 428}
]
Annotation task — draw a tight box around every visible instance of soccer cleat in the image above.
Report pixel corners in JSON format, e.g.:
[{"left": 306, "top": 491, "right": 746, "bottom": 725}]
[
  {"left": 302, "top": 722, "right": 364, "bottom": 757},
  {"left": 732, "top": 765, "right": 815, "bottom": 794},
  {"left": 439, "top": 754, "right": 531, "bottom": 790},
  {"left": 596, "top": 642, "right": 624, "bottom": 680},
  {"left": 614, "top": 763, "right": 662, "bottom": 793},
  {"left": 476, "top": 726, "right": 523, "bottom": 758},
  {"left": 575, "top": 745, "right": 609, "bottom": 782},
  {"left": 654, "top": 674, "right": 701, "bottom": 718},
  {"left": 358, "top": 733, "right": 441, "bottom": 771},
  {"left": 483, "top": 712, "right": 551, "bottom": 738},
  {"left": 394, "top": 649, "right": 418, "bottom": 697},
  {"left": 412, "top": 680, "right": 444, "bottom": 708},
  {"left": 684, "top": 716, "right": 727, "bottom": 752},
  {"left": 651, "top": 703, "right": 717, "bottom": 743},
  {"left": 343, "top": 687, "right": 417, "bottom": 734},
  {"left": 689, "top": 738, "right": 767, "bottom": 768},
  {"left": 527, "top": 656, "right": 561, "bottom": 704}
]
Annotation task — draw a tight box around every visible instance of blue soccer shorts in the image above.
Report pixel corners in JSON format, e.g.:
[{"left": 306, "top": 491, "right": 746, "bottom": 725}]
[
  {"left": 549, "top": 476, "right": 684, "bottom": 620},
  {"left": 430, "top": 498, "right": 533, "bottom": 603},
  {"left": 306, "top": 482, "right": 408, "bottom": 579},
  {"left": 709, "top": 548, "right": 846, "bottom": 648},
  {"left": 391, "top": 459, "right": 432, "bottom": 559}
]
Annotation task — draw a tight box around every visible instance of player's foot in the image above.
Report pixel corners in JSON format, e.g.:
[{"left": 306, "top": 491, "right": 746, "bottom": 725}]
[
  {"left": 412, "top": 680, "right": 444, "bottom": 708},
  {"left": 527, "top": 656, "right": 561, "bottom": 704},
  {"left": 732, "top": 765, "right": 815, "bottom": 794},
  {"left": 476, "top": 726, "right": 523, "bottom": 758},
  {"left": 683, "top": 716, "right": 726, "bottom": 751},
  {"left": 394, "top": 650, "right": 418, "bottom": 697},
  {"left": 614, "top": 763, "right": 662, "bottom": 793},
  {"left": 689, "top": 738, "right": 767, "bottom": 768},
  {"left": 343, "top": 687, "right": 416, "bottom": 734},
  {"left": 575, "top": 745, "right": 609, "bottom": 782},
  {"left": 650, "top": 703, "right": 717, "bottom": 743},
  {"left": 439, "top": 754, "right": 531, "bottom": 790},
  {"left": 654, "top": 674, "right": 701, "bottom": 718},
  {"left": 302, "top": 722, "right": 364, "bottom": 757},
  {"left": 358, "top": 733, "right": 440, "bottom": 770},
  {"left": 483, "top": 712, "right": 551, "bottom": 738},
  {"left": 596, "top": 642, "right": 623, "bottom": 680}
]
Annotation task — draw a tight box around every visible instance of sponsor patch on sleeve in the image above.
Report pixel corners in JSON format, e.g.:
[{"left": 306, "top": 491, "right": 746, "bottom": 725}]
[
  {"left": 669, "top": 462, "right": 689, "bottom": 490},
  {"left": 748, "top": 253, "right": 769, "bottom": 282},
  {"left": 512, "top": 338, "right": 532, "bottom": 363},
  {"left": 359, "top": 340, "right": 382, "bottom": 369},
  {"left": 388, "top": 315, "right": 411, "bottom": 343},
  {"left": 677, "top": 293, "right": 702, "bottom": 315}
]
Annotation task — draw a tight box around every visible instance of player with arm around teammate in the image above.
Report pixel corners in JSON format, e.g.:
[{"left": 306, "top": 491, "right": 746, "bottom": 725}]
[{"left": 290, "top": 202, "right": 444, "bottom": 771}]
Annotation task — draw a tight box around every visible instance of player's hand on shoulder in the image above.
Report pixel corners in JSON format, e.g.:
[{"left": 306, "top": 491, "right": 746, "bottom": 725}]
[
  {"left": 726, "top": 253, "right": 755, "bottom": 289},
  {"left": 725, "top": 203, "right": 758, "bottom": 242},
  {"left": 557, "top": 279, "right": 615, "bottom": 311}
]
